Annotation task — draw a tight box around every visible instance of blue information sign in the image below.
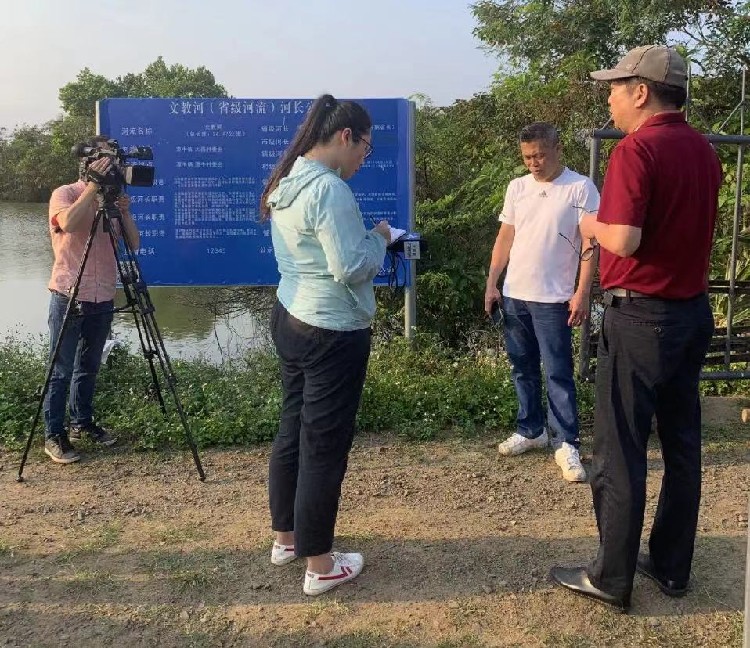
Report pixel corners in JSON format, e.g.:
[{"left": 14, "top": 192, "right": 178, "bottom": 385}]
[{"left": 97, "top": 98, "right": 414, "bottom": 286}]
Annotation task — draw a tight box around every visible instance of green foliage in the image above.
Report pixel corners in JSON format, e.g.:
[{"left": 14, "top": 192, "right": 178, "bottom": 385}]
[
  {"left": 0, "top": 116, "right": 93, "bottom": 201},
  {"left": 58, "top": 68, "right": 123, "bottom": 119},
  {"left": 59, "top": 57, "right": 228, "bottom": 118},
  {"left": 709, "top": 154, "right": 750, "bottom": 328},
  {"left": 407, "top": 67, "right": 611, "bottom": 343},
  {"left": 360, "top": 334, "right": 520, "bottom": 438},
  {"left": 0, "top": 125, "right": 53, "bottom": 202},
  {"left": 0, "top": 334, "right": 595, "bottom": 449},
  {"left": 93, "top": 345, "right": 282, "bottom": 449},
  {"left": 393, "top": 1, "right": 749, "bottom": 345},
  {"left": 0, "top": 335, "right": 47, "bottom": 443},
  {"left": 413, "top": 161, "right": 516, "bottom": 341},
  {"left": 414, "top": 93, "right": 508, "bottom": 202},
  {"left": 471, "top": 0, "right": 749, "bottom": 77}
]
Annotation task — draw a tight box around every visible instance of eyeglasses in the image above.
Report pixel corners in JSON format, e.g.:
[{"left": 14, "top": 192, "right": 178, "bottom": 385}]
[
  {"left": 356, "top": 135, "right": 373, "bottom": 159},
  {"left": 558, "top": 232, "right": 598, "bottom": 261}
]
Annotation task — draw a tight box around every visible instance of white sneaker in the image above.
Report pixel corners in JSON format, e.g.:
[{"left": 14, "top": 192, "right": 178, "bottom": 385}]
[
  {"left": 554, "top": 442, "right": 587, "bottom": 482},
  {"left": 270, "top": 542, "right": 297, "bottom": 566},
  {"left": 303, "top": 552, "right": 364, "bottom": 596},
  {"left": 498, "top": 430, "right": 549, "bottom": 456}
]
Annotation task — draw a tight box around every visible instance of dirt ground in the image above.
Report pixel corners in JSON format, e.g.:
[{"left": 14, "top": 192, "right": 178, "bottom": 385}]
[{"left": 0, "top": 397, "right": 748, "bottom": 648}]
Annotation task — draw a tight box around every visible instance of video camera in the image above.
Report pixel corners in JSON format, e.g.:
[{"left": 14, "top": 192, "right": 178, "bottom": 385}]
[{"left": 72, "top": 138, "right": 155, "bottom": 191}]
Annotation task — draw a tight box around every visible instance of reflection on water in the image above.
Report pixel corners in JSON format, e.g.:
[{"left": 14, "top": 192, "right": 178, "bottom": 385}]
[{"left": 0, "top": 202, "right": 268, "bottom": 362}]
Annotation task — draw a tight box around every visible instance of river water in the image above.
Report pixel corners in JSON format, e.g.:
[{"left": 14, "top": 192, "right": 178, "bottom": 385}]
[{"left": 0, "top": 201, "right": 268, "bottom": 362}]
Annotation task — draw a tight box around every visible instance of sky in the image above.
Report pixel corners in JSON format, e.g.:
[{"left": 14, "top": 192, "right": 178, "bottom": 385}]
[{"left": 0, "top": 0, "right": 500, "bottom": 130}]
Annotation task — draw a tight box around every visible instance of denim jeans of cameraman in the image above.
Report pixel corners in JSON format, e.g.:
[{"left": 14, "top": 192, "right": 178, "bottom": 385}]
[
  {"left": 43, "top": 292, "right": 114, "bottom": 440},
  {"left": 501, "top": 297, "right": 579, "bottom": 447},
  {"left": 268, "top": 301, "right": 371, "bottom": 558}
]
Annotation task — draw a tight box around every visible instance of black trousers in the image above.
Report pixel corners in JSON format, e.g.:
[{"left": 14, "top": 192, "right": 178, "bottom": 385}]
[
  {"left": 268, "top": 301, "right": 371, "bottom": 558},
  {"left": 587, "top": 293, "right": 714, "bottom": 598}
]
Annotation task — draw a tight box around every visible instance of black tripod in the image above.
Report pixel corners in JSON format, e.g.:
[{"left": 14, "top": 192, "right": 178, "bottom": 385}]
[{"left": 17, "top": 187, "right": 206, "bottom": 482}]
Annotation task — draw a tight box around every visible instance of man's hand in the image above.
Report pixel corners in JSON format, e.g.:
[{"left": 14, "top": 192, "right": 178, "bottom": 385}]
[
  {"left": 580, "top": 213, "right": 641, "bottom": 257},
  {"left": 485, "top": 283, "right": 501, "bottom": 316},
  {"left": 579, "top": 212, "right": 598, "bottom": 240},
  {"left": 373, "top": 220, "right": 392, "bottom": 244},
  {"left": 117, "top": 192, "right": 140, "bottom": 248},
  {"left": 567, "top": 291, "right": 590, "bottom": 327},
  {"left": 84, "top": 157, "right": 113, "bottom": 186},
  {"left": 116, "top": 194, "right": 131, "bottom": 215}
]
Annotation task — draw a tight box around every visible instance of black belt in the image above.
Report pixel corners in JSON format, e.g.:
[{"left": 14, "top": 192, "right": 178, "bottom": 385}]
[
  {"left": 603, "top": 288, "right": 708, "bottom": 308},
  {"left": 607, "top": 288, "right": 654, "bottom": 298},
  {"left": 603, "top": 287, "right": 656, "bottom": 306}
]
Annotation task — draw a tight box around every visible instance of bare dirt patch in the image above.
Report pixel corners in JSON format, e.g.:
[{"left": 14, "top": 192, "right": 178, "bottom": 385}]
[{"left": 0, "top": 397, "right": 747, "bottom": 647}]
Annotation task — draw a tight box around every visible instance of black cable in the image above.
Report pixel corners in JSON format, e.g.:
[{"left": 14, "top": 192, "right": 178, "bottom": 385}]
[{"left": 385, "top": 250, "right": 405, "bottom": 293}]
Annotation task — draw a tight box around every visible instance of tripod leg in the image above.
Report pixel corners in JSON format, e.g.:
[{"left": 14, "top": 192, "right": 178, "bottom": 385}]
[
  {"left": 124, "top": 293, "right": 168, "bottom": 415},
  {"left": 107, "top": 203, "right": 206, "bottom": 481},
  {"left": 105, "top": 217, "right": 168, "bottom": 414},
  {"left": 145, "top": 348, "right": 168, "bottom": 415},
  {"left": 130, "top": 296, "right": 205, "bottom": 480},
  {"left": 136, "top": 308, "right": 206, "bottom": 481},
  {"left": 133, "top": 295, "right": 206, "bottom": 481},
  {"left": 171, "top": 389, "right": 206, "bottom": 481}
]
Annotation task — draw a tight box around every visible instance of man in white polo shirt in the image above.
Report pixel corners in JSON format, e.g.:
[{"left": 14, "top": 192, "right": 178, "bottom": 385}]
[{"left": 484, "top": 122, "right": 599, "bottom": 482}]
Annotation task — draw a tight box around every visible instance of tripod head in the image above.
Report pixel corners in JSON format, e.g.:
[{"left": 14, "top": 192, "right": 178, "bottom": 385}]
[
  {"left": 97, "top": 183, "right": 123, "bottom": 204},
  {"left": 93, "top": 186, "right": 127, "bottom": 236}
]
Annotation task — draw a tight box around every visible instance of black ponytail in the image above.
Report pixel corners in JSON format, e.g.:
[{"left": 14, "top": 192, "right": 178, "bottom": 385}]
[{"left": 260, "top": 94, "right": 371, "bottom": 219}]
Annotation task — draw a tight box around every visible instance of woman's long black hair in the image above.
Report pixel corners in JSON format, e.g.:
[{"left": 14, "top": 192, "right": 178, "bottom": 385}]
[{"left": 259, "top": 94, "right": 371, "bottom": 219}]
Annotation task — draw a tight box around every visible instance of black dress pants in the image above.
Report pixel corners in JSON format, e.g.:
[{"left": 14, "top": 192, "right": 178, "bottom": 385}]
[
  {"left": 587, "top": 293, "right": 714, "bottom": 598},
  {"left": 268, "top": 301, "right": 371, "bottom": 558}
]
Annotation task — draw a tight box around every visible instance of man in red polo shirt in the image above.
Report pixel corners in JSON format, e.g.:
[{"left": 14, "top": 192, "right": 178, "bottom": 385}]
[{"left": 550, "top": 45, "right": 722, "bottom": 610}]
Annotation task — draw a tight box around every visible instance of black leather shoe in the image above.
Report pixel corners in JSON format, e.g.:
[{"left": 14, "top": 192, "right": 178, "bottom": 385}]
[
  {"left": 550, "top": 566, "right": 630, "bottom": 611},
  {"left": 636, "top": 553, "right": 688, "bottom": 598}
]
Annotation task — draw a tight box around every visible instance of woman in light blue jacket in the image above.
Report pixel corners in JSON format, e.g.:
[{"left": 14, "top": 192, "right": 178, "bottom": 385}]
[{"left": 259, "top": 94, "right": 391, "bottom": 596}]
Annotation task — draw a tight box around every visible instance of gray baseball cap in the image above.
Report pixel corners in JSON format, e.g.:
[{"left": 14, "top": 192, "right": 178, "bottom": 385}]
[{"left": 590, "top": 45, "right": 688, "bottom": 90}]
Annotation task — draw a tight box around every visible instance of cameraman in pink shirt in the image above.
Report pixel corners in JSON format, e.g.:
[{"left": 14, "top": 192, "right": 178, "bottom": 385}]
[{"left": 43, "top": 136, "right": 139, "bottom": 464}]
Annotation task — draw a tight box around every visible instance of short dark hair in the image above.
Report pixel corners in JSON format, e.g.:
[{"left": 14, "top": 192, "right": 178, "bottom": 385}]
[
  {"left": 626, "top": 77, "right": 687, "bottom": 110},
  {"left": 519, "top": 122, "right": 560, "bottom": 148},
  {"left": 260, "top": 94, "right": 371, "bottom": 219}
]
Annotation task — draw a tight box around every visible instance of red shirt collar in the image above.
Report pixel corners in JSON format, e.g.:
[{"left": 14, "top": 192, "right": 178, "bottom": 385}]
[{"left": 636, "top": 111, "right": 686, "bottom": 131}]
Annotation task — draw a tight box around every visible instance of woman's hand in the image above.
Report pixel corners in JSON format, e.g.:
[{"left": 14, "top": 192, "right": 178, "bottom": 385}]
[{"left": 373, "top": 220, "right": 391, "bottom": 244}]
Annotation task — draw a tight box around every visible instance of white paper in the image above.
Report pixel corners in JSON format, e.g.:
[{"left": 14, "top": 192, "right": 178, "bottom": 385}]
[{"left": 389, "top": 227, "right": 406, "bottom": 242}]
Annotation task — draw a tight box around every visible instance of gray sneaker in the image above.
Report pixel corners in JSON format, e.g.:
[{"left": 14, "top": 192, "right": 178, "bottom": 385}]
[
  {"left": 69, "top": 423, "right": 117, "bottom": 446},
  {"left": 45, "top": 435, "right": 81, "bottom": 464}
]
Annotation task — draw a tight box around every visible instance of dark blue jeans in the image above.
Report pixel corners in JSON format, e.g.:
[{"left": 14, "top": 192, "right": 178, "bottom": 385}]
[
  {"left": 268, "top": 301, "right": 371, "bottom": 557},
  {"left": 43, "top": 292, "right": 114, "bottom": 440},
  {"left": 502, "top": 297, "right": 579, "bottom": 447}
]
